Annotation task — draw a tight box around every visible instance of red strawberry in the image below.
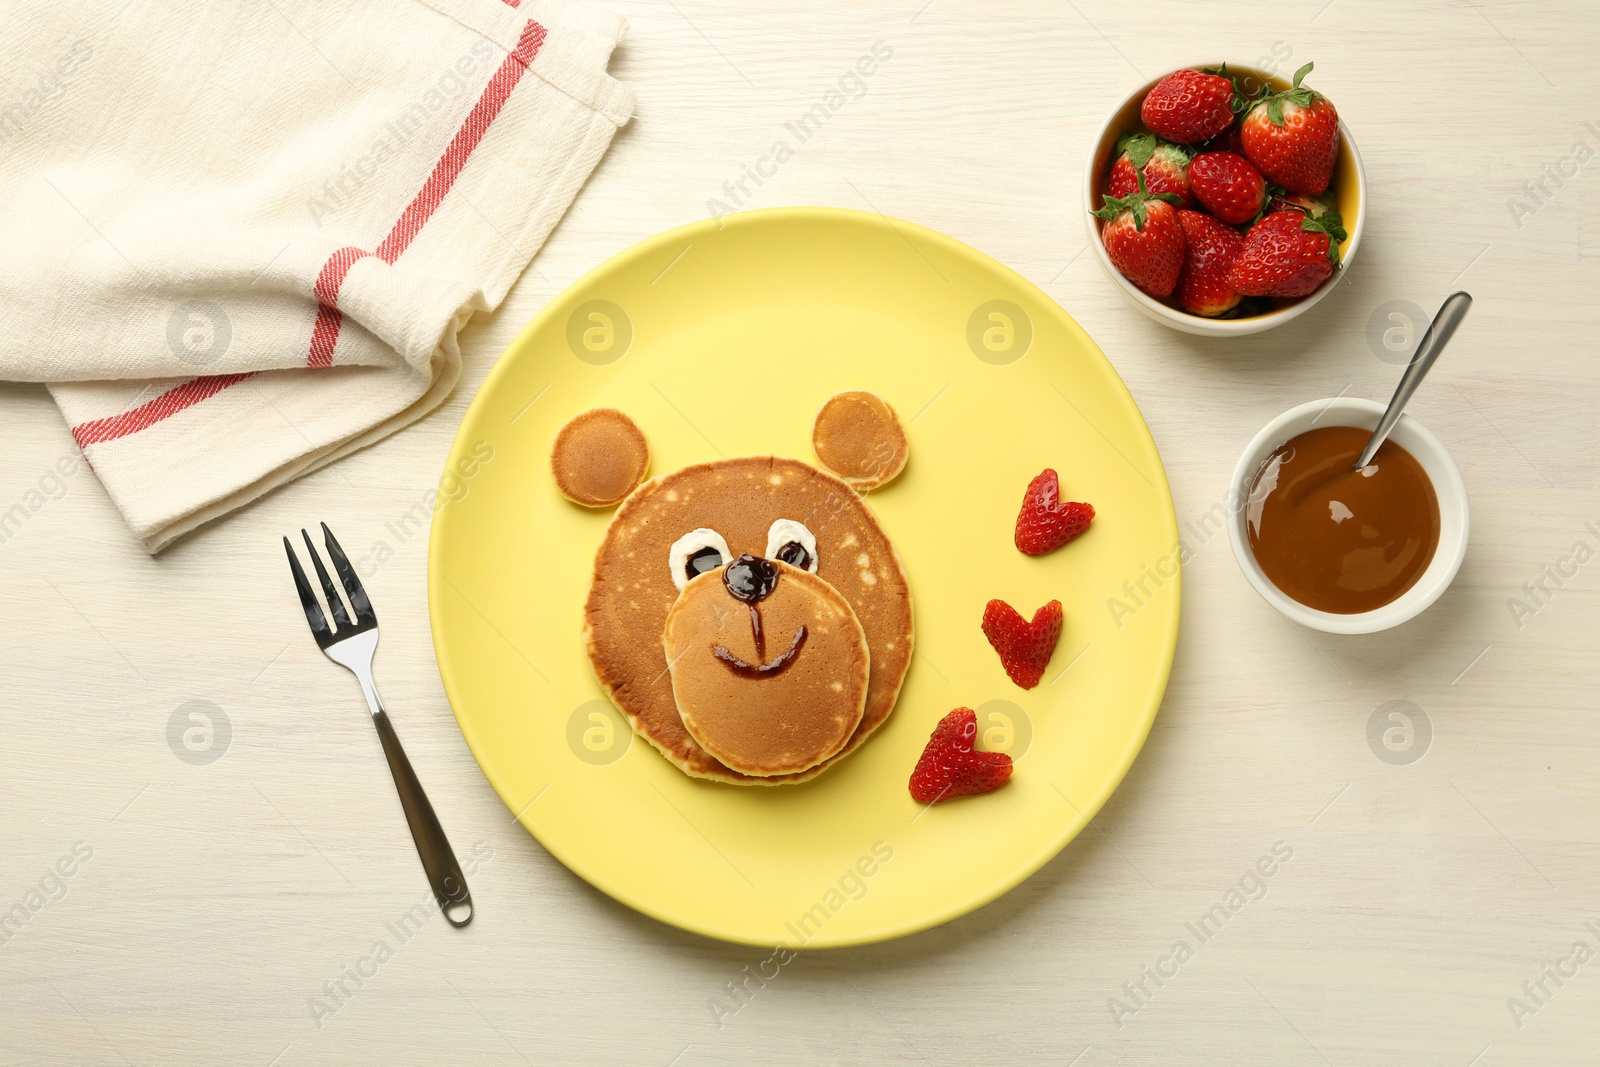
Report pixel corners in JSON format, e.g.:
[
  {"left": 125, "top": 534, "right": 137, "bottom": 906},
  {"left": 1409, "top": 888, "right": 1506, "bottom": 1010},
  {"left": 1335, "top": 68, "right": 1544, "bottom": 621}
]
[
  {"left": 908, "top": 708, "right": 1013, "bottom": 804},
  {"left": 1092, "top": 172, "right": 1185, "bottom": 298},
  {"left": 1140, "top": 68, "right": 1237, "bottom": 144},
  {"left": 1228, "top": 208, "right": 1347, "bottom": 298},
  {"left": 1175, "top": 210, "right": 1245, "bottom": 317},
  {"left": 1107, "top": 133, "right": 1191, "bottom": 206},
  {"left": 1240, "top": 62, "right": 1340, "bottom": 195},
  {"left": 1014, "top": 468, "right": 1094, "bottom": 555},
  {"left": 981, "top": 599, "right": 1063, "bottom": 690},
  {"left": 1188, "top": 151, "right": 1269, "bottom": 225}
]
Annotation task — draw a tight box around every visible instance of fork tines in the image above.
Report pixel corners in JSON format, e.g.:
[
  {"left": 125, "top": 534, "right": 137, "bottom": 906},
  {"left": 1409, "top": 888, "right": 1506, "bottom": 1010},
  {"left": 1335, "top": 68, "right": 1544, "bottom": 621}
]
[{"left": 283, "top": 523, "right": 376, "bottom": 648}]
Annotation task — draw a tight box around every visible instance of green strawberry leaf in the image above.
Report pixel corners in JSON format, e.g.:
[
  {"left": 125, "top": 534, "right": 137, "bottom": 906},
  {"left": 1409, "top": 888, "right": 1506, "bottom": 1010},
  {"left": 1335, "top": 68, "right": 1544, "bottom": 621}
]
[
  {"left": 1300, "top": 208, "right": 1347, "bottom": 266},
  {"left": 1119, "top": 133, "right": 1190, "bottom": 172},
  {"left": 1116, "top": 132, "right": 1158, "bottom": 169},
  {"left": 1321, "top": 209, "right": 1346, "bottom": 238},
  {"left": 1130, "top": 169, "right": 1150, "bottom": 229},
  {"left": 1091, "top": 193, "right": 1129, "bottom": 221},
  {"left": 1258, "top": 60, "right": 1325, "bottom": 126},
  {"left": 1091, "top": 169, "right": 1178, "bottom": 232}
]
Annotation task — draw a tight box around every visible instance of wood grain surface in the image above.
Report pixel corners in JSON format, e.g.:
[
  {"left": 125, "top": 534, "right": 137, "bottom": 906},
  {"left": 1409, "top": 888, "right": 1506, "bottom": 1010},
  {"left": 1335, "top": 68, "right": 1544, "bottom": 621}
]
[{"left": 3, "top": 1, "right": 1597, "bottom": 1064}]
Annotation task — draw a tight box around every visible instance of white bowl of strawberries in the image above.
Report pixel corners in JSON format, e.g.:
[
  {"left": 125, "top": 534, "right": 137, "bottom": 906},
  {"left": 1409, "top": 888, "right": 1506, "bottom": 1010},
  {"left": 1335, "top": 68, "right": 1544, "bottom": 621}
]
[{"left": 1083, "top": 62, "right": 1365, "bottom": 336}]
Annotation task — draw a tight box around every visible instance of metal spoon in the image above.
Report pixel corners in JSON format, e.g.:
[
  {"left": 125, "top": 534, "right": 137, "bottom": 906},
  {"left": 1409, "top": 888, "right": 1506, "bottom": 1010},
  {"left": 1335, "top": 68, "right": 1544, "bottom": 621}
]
[{"left": 1354, "top": 291, "right": 1473, "bottom": 470}]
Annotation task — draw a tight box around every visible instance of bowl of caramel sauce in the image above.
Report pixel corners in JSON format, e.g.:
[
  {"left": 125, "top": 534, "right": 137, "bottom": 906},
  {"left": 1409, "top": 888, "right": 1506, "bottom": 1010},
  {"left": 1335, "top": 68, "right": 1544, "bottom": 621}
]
[{"left": 1227, "top": 397, "right": 1468, "bottom": 634}]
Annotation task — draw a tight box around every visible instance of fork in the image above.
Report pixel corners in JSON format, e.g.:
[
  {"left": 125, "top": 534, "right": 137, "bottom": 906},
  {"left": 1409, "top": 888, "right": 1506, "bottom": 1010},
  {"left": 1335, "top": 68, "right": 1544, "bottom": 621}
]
[{"left": 283, "top": 523, "right": 473, "bottom": 927}]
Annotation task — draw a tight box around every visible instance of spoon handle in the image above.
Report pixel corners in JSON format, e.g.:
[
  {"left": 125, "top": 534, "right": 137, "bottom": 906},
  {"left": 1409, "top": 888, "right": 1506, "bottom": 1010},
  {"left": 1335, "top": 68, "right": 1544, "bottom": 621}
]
[{"left": 1355, "top": 291, "right": 1473, "bottom": 469}]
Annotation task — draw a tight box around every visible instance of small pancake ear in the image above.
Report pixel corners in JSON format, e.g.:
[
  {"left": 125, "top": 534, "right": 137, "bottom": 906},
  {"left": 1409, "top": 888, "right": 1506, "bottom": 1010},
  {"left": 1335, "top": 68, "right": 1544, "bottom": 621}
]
[
  {"left": 551, "top": 408, "right": 650, "bottom": 508},
  {"left": 811, "top": 391, "right": 908, "bottom": 491}
]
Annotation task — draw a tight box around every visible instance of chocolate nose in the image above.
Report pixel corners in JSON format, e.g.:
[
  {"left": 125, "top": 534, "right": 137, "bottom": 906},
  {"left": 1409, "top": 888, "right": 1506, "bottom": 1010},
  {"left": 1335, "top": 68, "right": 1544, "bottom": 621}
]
[{"left": 723, "top": 553, "right": 779, "bottom": 603}]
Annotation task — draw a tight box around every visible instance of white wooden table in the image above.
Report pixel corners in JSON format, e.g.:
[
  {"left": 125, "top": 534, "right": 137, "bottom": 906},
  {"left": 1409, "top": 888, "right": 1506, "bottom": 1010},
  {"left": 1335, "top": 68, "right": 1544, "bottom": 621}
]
[{"left": 4, "top": 2, "right": 1597, "bottom": 1063}]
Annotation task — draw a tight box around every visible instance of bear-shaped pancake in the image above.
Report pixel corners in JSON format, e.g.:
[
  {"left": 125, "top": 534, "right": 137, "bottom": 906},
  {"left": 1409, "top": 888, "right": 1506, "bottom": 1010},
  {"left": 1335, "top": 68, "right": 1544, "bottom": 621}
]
[{"left": 563, "top": 393, "right": 912, "bottom": 785}]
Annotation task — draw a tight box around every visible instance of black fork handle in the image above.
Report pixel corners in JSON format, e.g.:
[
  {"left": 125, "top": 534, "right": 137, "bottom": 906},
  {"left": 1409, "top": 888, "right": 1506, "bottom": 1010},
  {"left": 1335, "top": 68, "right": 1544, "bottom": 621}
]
[{"left": 372, "top": 709, "right": 473, "bottom": 926}]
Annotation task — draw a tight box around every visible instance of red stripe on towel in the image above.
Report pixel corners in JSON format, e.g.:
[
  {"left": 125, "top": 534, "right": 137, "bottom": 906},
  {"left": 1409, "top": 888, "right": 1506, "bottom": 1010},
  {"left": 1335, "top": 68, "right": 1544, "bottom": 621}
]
[
  {"left": 71, "top": 373, "right": 258, "bottom": 447},
  {"left": 308, "top": 17, "right": 548, "bottom": 366},
  {"left": 70, "top": 19, "right": 549, "bottom": 444},
  {"left": 306, "top": 246, "right": 368, "bottom": 368}
]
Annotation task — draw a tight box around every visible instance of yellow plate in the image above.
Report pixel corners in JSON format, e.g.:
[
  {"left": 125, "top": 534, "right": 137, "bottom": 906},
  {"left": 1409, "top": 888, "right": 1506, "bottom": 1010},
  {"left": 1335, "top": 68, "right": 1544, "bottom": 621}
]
[{"left": 428, "top": 207, "right": 1180, "bottom": 947}]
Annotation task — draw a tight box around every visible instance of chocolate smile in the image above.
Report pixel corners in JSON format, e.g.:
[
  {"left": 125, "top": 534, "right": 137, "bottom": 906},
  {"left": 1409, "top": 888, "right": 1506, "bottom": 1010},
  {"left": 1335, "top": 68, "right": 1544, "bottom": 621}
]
[{"left": 712, "top": 626, "right": 807, "bottom": 678}]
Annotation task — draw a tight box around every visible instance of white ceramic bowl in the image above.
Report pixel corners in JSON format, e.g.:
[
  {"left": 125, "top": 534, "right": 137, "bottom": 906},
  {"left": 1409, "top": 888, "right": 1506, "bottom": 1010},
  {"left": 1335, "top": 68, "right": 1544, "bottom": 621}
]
[
  {"left": 1082, "top": 63, "right": 1367, "bottom": 337},
  {"left": 1226, "top": 398, "right": 1469, "bottom": 634}
]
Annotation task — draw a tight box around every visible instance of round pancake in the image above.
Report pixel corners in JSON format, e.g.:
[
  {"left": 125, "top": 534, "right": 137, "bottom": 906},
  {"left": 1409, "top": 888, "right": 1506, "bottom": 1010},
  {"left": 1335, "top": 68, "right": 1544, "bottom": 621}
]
[
  {"left": 551, "top": 408, "right": 650, "bottom": 507},
  {"left": 811, "top": 391, "right": 908, "bottom": 490},
  {"left": 664, "top": 563, "right": 869, "bottom": 776},
  {"left": 584, "top": 456, "right": 913, "bottom": 785}
]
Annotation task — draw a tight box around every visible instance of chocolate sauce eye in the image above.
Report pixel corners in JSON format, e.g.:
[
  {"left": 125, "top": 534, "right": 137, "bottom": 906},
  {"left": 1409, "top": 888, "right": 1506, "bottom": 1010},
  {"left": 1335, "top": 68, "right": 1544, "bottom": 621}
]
[
  {"left": 763, "top": 518, "right": 818, "bottom": 573},
  {"left": 667, "top": 528, "right": 733, "bottom": 592},
  {"left": 684, "top": 546, "right": 724, "bottom": 580},
  {"left": 776, "top": 541, "right": 811, "bottom": 570}
]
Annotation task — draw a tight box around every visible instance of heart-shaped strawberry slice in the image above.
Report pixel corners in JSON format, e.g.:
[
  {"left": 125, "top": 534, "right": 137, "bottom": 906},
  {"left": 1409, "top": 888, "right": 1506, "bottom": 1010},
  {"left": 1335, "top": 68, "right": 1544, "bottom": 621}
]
[
  {"left": 981, "top": 598, "right": 1063, "bottom": 690},
  {"left": 908, "top": 708, "right": 1014, "bottom": 804},
  {"left": 1014, "top": 469, "right": 1094, "bottom": 556}
]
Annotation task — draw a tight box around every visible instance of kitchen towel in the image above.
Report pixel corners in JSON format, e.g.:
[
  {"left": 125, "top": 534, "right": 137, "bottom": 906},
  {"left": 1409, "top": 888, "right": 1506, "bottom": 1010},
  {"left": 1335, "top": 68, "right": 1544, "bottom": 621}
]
[{"left": 0, "top": 0, "right": 634, "bottom": 551}]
